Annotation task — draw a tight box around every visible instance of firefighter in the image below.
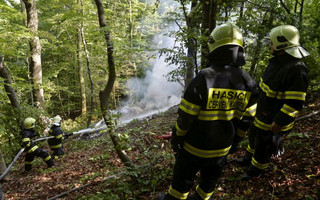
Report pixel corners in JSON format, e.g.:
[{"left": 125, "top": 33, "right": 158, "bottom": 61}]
[
  {"left": 48, "top": 115, "right": 67, "bottom": 160},
  {"left": 158, "top": 23, "right": 257, "bottom": 200},
  {"left": 21, "top": 117, "right": 54, "bottom": 172},
  {"left": 239, "top": 25, "right": 309, "bottom": 179}
]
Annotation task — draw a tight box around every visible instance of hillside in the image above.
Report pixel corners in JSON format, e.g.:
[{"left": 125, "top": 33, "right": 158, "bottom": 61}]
[{"left": 1, "top": 101, "right": 320, "bottom": 200}]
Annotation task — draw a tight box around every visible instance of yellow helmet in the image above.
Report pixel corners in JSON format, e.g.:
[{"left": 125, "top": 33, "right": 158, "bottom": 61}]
[
  {"left": 208, "top": 23, "right": 243, "bottom": 53},
  {"left": 24, "top": 117, "right": 36, "bottom": 129},
  {"left": 266, "top": 25, "right": 309, "bottom": 58}
]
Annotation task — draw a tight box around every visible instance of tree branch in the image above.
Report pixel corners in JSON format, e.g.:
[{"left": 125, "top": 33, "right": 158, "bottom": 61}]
[
  {"left": 279, "top": 0, "right": 291, "bottom": 14},
  {"left": 47, "top": 172, "right": 124, "bottom": 200},
  {"left": 296, "top": 110, "right": 320, "bottom": 121}
]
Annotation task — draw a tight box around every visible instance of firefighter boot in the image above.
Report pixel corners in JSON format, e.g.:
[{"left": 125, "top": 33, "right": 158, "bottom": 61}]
[
  {"left": 25, "top": 164, "right": 32, "bottom": 172},
  {"left": 46, "top": 157, "right": 55, "bottom": 168},
  {"left": 242, "top": 164, "right": 263, "bottom": 180},
  {"left": 189, "top": 192, "right": 212, "bottom": 200},
  {"left": 157, "top": 193, "right": 177, "bottom": 200},
  {"left": 156, "top": 194, "right": 182, "bottom": 200},
  {"left": 237, "top": 151, "right": 252, "bottom": 166},
  {"left": 157, "top": 193, "right": 166, "bottom": 200}
]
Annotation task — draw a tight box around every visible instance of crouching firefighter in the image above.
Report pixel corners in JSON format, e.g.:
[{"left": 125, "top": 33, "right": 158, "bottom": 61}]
[
  {"left": 239, "top": 25, "right": 309, "bottom": 179},
  {"left": 21, "top": 117, "right": 55, "bottom": 172},
  {"left": 48, "top": 115, "right": 69, "bottom": 160},
  {"left": 158, "top": 23, "right": 257, "bottom": 200}
]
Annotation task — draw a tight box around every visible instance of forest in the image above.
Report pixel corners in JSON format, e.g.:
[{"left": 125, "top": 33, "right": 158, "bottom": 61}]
[{"left": 0, "top": 0, "right": 319, "bottom": 199}]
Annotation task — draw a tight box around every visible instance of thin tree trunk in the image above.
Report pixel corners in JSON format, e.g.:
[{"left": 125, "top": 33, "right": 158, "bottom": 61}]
[
  {"left": 22, "top": 0, "right": 45, "bottom": 110},
  {"left": 78, "top": 0, "right": 93, "bottom": 124},
  {"left": 77, "top": 26, "right": 87, "bottom": 115},
  {"left": 81, "top": 25, "right": 94, "bottom": 125},
  {"left": 200, "top": 0, "right": 218, "bottom": 69},
  {"left": 239, "top": 1, "right": 245, "bottom": 18},
  {"left": 128, "top": 0, "right": 133, "bottom": 47},
  {"left": 65, "top": 30, "right": 77, "bottom": 118},
  {"left": 94, "top": 0, "right": 134, "bottom": 168},
  {"left": 299, "top": 0, "right": 304, "bottom": 28},
  {"left": 0, "top": 183, "right": 5, "bottom": 200},
  {"left": 209, "top": 0, "right": 218, "bottom": 33},
  {"left": 0, "top": 57, "right": 20, "bottom": 109},
  {"left": 249, "top": 13, "right": 274, "bottom": 75},
  {"left": 181, "top": 0, "right": 197, "bottom": 88},
  {"left": 20, "top": 0, "right": 27, "bottom": 26},
  {"left": 0, "top": 149, "right": 7, "bottom": 177}
]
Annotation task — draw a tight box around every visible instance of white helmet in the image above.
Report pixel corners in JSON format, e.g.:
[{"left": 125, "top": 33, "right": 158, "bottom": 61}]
[
  {"left": 52, "top": 115, "right": 62, "bottom": 125},
  {"left": 266, "top": 25, "right": 309, "bottom": 58}
]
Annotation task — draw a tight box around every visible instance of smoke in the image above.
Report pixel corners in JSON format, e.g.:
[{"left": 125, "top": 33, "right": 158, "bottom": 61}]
[{"left": 117, "top": 34, "right": 183, "bottom": 123}]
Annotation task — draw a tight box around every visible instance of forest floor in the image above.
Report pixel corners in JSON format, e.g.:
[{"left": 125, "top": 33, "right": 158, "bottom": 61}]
[{"left": 1, "top": 97, "right": 320, "bottom": 200}]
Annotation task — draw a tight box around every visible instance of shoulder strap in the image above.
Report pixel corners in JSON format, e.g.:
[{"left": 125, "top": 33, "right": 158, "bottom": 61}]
[
  {"left": 241, "top": 69, "right": 254, "bottom": 85},
  {"left": 201, "top": 67, "right": 217, "bottom": 90}
]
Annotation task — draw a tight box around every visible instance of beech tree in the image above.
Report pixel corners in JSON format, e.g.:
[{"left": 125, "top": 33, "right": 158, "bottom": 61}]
[{"left": 22, "top": 0, "right": 45, "bottom": 110}]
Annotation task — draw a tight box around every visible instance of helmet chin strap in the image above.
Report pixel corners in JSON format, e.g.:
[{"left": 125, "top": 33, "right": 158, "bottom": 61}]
[{"left": 52, "top": 122, "right": 60, "bottom": 126}]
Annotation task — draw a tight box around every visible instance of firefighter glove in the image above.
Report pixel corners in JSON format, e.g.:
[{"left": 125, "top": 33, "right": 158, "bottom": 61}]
[
  {"left": 64, "top": 133, "right": 72, "bottom": 139},
  {"left": 229, "top": 133, "right": 241, "bottom": 154},
  {"left": 171, "top": 126, "right": 184, "bottom": 153}
]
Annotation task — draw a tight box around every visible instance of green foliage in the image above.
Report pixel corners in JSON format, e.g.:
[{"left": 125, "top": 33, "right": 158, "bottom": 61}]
[{"left": 287, "top": 132, "right": 310, "bottom": 139}]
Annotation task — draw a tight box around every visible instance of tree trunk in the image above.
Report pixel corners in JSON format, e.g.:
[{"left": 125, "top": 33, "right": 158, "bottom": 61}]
[
  {"left": 128, "top": 0, "right": 133, "bottom": 47},
  {"left": 183, "top": 0, "right": 198, "bottom": 88},
  {"left": 0, "top": 57, "right": 20, "bottom": 109},
  {"left": 79, "top": 0, "right": 94, "bottom": 125},
  {"left": 77, "top": 25, "right": 87, "bottom": 115},
  {"left": 22, "top": 0, "right": 45, "bottom": 110},
  {"left": 299, "top": 0, "right": 304, "bottom": 28},
  {"left": 20, "top": 0, "right": 27, "bottom": 26},
  {"left": 249, "top": 13, "right": 274, "bottom": 75},
  {"left": 200, "top": 0, "right": 218, "bottom": 69},
  {"left": 0, "top": 149, "right": 7, "bottom": 177},
  {"left": 81, "top": 26, "right": 94, "bottom": 124},
  {"left": 0, "top": 183, "right": 5, "bottom": 200},
  {"left": 94, "top": 0, "right": 134, "bottom": 168}
]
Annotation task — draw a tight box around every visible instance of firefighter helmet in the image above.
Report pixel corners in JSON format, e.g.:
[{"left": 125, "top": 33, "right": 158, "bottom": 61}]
[
  {"left": 24, "top": 117, "right": 36, "bottom": 129},
  {"left": 266, "top": 25, "right": 309, "bottom": 58},
  {"left": 208, "top": 23, "right": 243, "bottom": 53},
  {"left": 52, "top": 115, "right": 62, "bottom": 124}
]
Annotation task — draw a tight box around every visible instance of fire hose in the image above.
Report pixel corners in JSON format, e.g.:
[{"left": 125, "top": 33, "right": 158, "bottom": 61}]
[
  {"left": 157, "top": 131, "right": 172, "bottom": 140},
  {"left": 0, "top": 126, "right": 107, "bottom": 181}
]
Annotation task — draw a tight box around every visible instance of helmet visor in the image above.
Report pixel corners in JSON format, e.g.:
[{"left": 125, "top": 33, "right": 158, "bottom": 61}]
[{"left": 285, "top": 46, "right": 310, "bottom": 58}]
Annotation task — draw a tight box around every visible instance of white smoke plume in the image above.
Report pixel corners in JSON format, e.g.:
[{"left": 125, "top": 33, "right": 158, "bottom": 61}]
[{"left": 117, "top": 34, "right": 183, "bottom": 123}]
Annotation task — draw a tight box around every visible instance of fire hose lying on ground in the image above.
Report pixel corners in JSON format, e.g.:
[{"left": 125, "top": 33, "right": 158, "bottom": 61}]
[{"left": 0, "top": 126, "right": 107, "bottom": 181}]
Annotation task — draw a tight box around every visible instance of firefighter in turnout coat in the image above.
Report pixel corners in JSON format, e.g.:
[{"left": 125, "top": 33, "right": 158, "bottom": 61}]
[
  {"left": 21, "top": 117, "right": 54, "bottom": 171},
  {"left": 239, "top": 25, "right": 309, "bottom": 179},
  {"left": 158, "top": 23, "right": 258, "bottom": 200},
  {"left": 48, "top": 116, "right": 66, "bottom": 159}
]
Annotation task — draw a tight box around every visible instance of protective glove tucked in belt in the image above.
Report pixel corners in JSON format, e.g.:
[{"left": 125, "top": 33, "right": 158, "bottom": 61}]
[
  {"left": 229, "top": 128, "right": 247, "bottom": 154},
  {"left": 272, "top": 133, "right": 284, "bottom": 157}
]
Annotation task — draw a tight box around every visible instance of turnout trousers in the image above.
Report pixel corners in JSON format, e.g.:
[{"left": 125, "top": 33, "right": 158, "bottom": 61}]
[
  {"left": 50, "top": 146, "right": 65, "bottom": 159},
  {"left": 25, "top": 147, "right": 54, "bottom": 171},
  {"left": 166, "top": 149, "right": 227, "bottom": 200},
  {"left": 247, "top": 126, "right": 275, "bottom": 172}
]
